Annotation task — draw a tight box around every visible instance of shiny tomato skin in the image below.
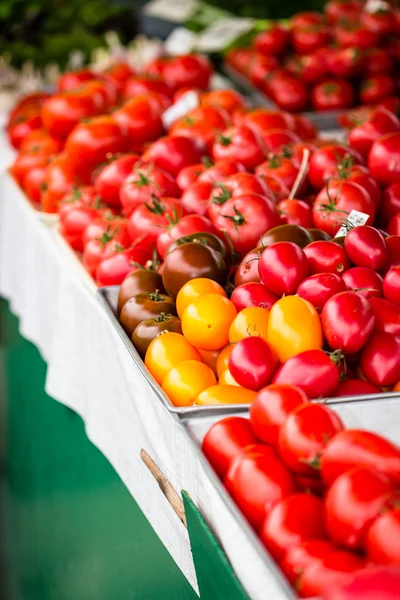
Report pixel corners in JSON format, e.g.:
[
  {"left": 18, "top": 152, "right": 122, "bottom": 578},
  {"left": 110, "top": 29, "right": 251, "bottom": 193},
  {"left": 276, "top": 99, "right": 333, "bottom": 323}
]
[
  {"left": 366, "top": 510, "right": 400, "bottom": 565},
  {"left": 254, "top": 24, "right": 290, "bottom": 56},
  {"left": 95, "top": 240, "right": 154, "bottom": 286},
  {"left": 156, "top": 214, "right": 217, "bottom": 259},
  {"left": 224, "top": 445, "right": 277, "bottom": 496},
  {"left": 228, "top": 337, "right": 279, "bottom": 391},
  {"left": 142, "top": 135, "right": 205, "bottom": 177},
  {"left": 291, "top": 24, "right": 331, "bottom": 56},
  {"left": 212, "top": 126, "right": 265, "bottom": 171},
  {"left": 344, "top": 226, "right": 389, "bottom": 271},
  {"left": 162, "top": 54, "right": 212, "bottom": 91},
  {"left": 360, "top": 331, "right": 400, "bottom": 387},
  {"left": 298, "top": 550, "right": 366, "bottom": 598},
  {"left": 334, "top": 379, "right": 381, "bottom": 397},
  {"left": 266, "top": 75, "right": 308, "bottom": 113},
  {"left": 120, "top": 163, "right": 179, "bottom": 216},
  {"left": 280, "top": 539, "right": 336, "bottom": 586},
  {"left": 369, "top": 132, "right": 400, "bottom": 186},
  {"left": 258, "top": 241, "right": 308, "bottom": 296},
  {"left": 342, "top": 267, "right": 383, "bottom": 299},
  {"left": 368, "top": 297, "right": 400, "bottom": 337},
  {"left": 113, "top": 94, "right": 164, "bottom": 146},
  {"left": 176, "top": 163, "right": 205, "bottom": 191},
  {"left": 128, "top": 197, "right": 186, "bottom": 244},
  {"left": 234, "top": 248, "right": 262, "bottom": 286},
  {"left": 249, "top": 384, "right": 309, "bottom": 445},
  {"left": 380, "top": 182, "right": 400, "bottom": 225},
  {"left": 387, "top": 236, "right": 400, "bottom": 269},
  {"left": 94, "top": 154, "right": 140, "bottom": 209},
  {"left": 297, "top": 273, "right": 346, "bottom": 311},
  {"left": 198, "top": 159, "right": 245, "bottom": 184},
  {"left": 323, "top": 564, "right": 400, "bottom": 600},
  {"left": 10, "top": 151, "right": 50, "bottom": 188},
  {"left": 383, "top": 266, "right": 400, "bottom": 306},
  {"left": 41, "top": 89, "right": 102, "bottom": 140},
  {"left": 321, "top": 429, "right": 400, "bottom": 487},
  {"left": 230, "top": 452, "right": 297, "bottom": 529},
  {"left": 180, "top": 181, "right": 213, "bottom": 216},
  {"left": 230, "top": 282, "right": 278, "bottom": 311},
  {"left": 278, "top": 403, "right": 344, "bottom": 475},
  {"left": 260, "top": 493, "right": 325, "bottom": 561},
  {"left": 19, "top": 128, "right": 63, "bottom": 155},
  {"left": 322, "top": 291, "right": 375, "bottom": 354},
  {"left": 348, "top": 108, "right": 400, "bottom": 161},
  {"left": 311, "top": 79, "right": 354, "bottom": 111},
  {"left": 57, "top": 69, "right": 95, "bottom": 92},
  {"left": 360, "top": 74, "right": 395, "bottom": 106},
  {"left": 24, "top": 164, "right": 47, "bottom": 203},
  {"left": 388, "top": 214, "right": 400, "bottom": 236},
  {"left": 277, "top": 199, "right": 312, "bottom": 227},
  {"left": 41, "top": 154, "right": 79, "bottom": 213},
  {"left": 123, "top": 75, "right": 172, "bottom": 100},
  {"left": 273, "top": 349, "right": 340, "bottom": 401},
  {"left": 324, "top": 467, "right": 398, "bottom": 550},
  {"left": 202, "top": 417, "right": 258, "bottom": 479},
  {"left": 304, "top": 241, "right": 350, "bottom": 275},
  {"left": 308, "top": 144, "right": 364, "bottom": 190}
]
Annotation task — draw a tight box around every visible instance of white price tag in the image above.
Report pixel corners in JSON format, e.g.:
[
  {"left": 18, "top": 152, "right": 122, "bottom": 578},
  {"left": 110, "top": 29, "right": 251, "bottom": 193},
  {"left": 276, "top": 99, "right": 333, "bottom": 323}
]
[
  {"left": 334, "top": 209, "right": 370, "bottom": 238},
  {"left": 164, "top": 28, "right": 198, "bottom": 56},
  {"left": 162, "top": 90, "right": 200, "bottom": 129},
  {"left": 195, "top": 17, "right": 255, "bottom": 52},
  {"left": 144, "top": 0, "right": 198, "bottom": 22}
]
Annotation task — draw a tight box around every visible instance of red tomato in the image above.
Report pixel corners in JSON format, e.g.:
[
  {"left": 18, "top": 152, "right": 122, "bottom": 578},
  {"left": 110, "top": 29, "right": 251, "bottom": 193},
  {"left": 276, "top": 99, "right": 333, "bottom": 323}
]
[
  {"left": 230, "top": 282, "right": 278, "bottom": 312},
  {"left": 19, "top": 129, "right": 63, "bottom": 156},
  {"left": 293, "top": 115, "right": 317, "bottom": 140},
  {"left": 298, "top": 550, "right": 366, "bottom": 598},
  {"left": 258, "top": 241, "right": 308, "bottom": 296},
  {"left": 369, "top": 297, "right": 400, "bottom": 337},
  {"left": 280, "top": 539, "right": 336, "bottom": 586},
  {"left": 239, "top": 108, "right": 296, "bottom": 135},
  {"left": 60, "top": 204, "right": 98, "bottom": 251},
  {"left": 292, "top": 11, "right": 326, "bottom": 28},
  {"left": 291, "top": 24, "right": 331, "bottom": 55},
  {"left": 176, "top": 163, "right": 205, "bottom": 191},
  {"left": 335, "top": 21, "right": 379, "bottom": 49},
  {"left": 309, "top": 144, "right": 364, "bottom": 190},
  {"left": 24, "top": 164, "right": 47, "bottom": 203},
  {"left": 322, "top": 291, "right": 375, "bottom": 354},
  {"left": 128, "top": 197, "right": 186, "bottom": 243},
  {"left": 210, "top": 194, "right": 279, "bottom": 257},
  {"left": 321, "top": 429, "right": 400, "bottom": 487},
  {"left": 65, "top": 115, "right": 128, "bottom": 178},
  {"left": 325, "top": 467, "right": 398, "bottom": 550},
  {"left": 364, "top": 50, "right": 394, "bottom": 78},
  {"left": 180, "top": 181, "right": 213, "bottom": 216},
  {"left": 260, "top": 493, "right": 325, "bottom": 561},
  {"left": 324, "top": 162, "right": 382, "bottom": 208},
  {"left": 342, "top": 267, "right": 383, "bottom": 299},
  {"left": 198, "top": 159, "right": 246, "bottom": 184},
  {"left": 311, "top": 79, "right": 355, "bottom": 111},
  {"left": 41, "top": 88, "right": 102, "bottom": 139},
  {"left": 344, "top": 226, "right": 388, "bottom": 270},
  {"left": 254, "top": 24, "right": 290, "bottom": 56},
  {"left": 334, "top": 379, "right": 381, "bottom": 397},
  {"left": 323, "top": 565, "right": 400, "bottom": 600},
  {"left": 297, "top": 273, "right": 346, "bottom": 311},
  {"left": 278, "top": 402, "right": 343, "bottom": 475},
  {"left": 215, "top": 172, "right": 273, "bottom": 202},
  {"left": 102, "top": 62, "right": 135, "bottom": 91},
  {"left": 10, "top": 151, "right": 50, "bottom": 188},
  {"left": 384, "top": 266, "right": 400, "bottom": 306},
  {"left": 202, "top": 416, "right": 258, "bottom": 479},
  {"left": 360, "top": 74, "right": 395, "bottom": 106},
  {"left": 229, "top": 451, "right": 296, "bottom": 529},
  {"left": 286, "top": 52, "right": 326, "bottom": 83},
  {"left": 273, "top": 350, "right": 341, "bottom": 401},
  {"left": 313, "top": 181, "right": 375, "bottom": 237},
  {"left": 387, "top": 235, "right": 400, "bottom": 269},
  {"left": 41, "top": 154, "right": 80, "bottom": 213},
  {"left": 83, "top": 239, "right": 125, "bottom": 277},
  {"left": 57, "top": 69, "right": 95, "bottom": 92},
  {"left": 8, "top": 112, "right": 42, "bottom": 149},
  {"left": 94, "top": 154, "right": 140, "bottom": 209},
  {"left": 234, "top": 248, "right": 263, "bottom": 286},
  {"left": 388, "top": 214, "right": 400, "bottom": 236},
  {"left": 228, "top": 337, "right": 279, "bottom": 391},
  {"left": 201, "top": 89, "right": 248, "bottom": 115},
  {"left": 325, "top": 0, "right": 361, "bottom": 22},
  {"left": 257, "top": 156, "right": 306, "bottom": 196},
  {"left": 304, "top": 241, "right": 350, "bottom": 275},
  {"left": 327, "top": 47, "right": 364, "bottom": 79},
  {"left": 113, "top": 94, "right": 164, "bottom": 147},
  {"left": 142, "top": 135, "right": 205, "bottom": 177},
  {"left": 361, "top": 9, "right": 393, "bottom": 37},
  {"left": 266, "top": 74, "right": 309, "bottom": 113},
  {"left": 120, "top": 163, "right": 179, "bottom": 216},
  {"left": 162, "top": 54, "right": 212, "bottom": 91},
  {"left": 369, "top": 132, "right": 400, "bottom": 186},
  {"left": 381, "top": 182, "right": 400, "bottom": 224},
  {"left": 249, "top": 384, "right": 309, "bottom": 445},
  {"left": 156, "top": 214, "right": 217, "bottom": 258},
  {"left": 366, "top": 510, "right": 400, "bottom": 565},
  {"left": 170, "top": 105, "right": 230, "bottom": 152},
  {"left": 212, "top": 126, "right": 265, "bottom": 171},
  {"left": 95, "top": 238, "right": 155, "bottom": 286},
  {"left": 123, "top": 75, "right": 172, "bottom": 100},
  {"left": 360, "top": 331, "right": 400, "bottom": 387},
  {"left": 224, "top": 445, "right": 277, "bottom": 496},
  {"left": 348, "top": 108, "right": 400, "bottom": 161}
]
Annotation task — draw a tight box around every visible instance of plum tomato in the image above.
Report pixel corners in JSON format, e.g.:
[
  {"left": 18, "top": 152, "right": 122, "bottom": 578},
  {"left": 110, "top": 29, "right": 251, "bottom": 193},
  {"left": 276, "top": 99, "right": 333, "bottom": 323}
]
[
  {"left": 344, "top": 226, "right": 389, "bottom": 271},
  {"left": 278, "top": 403, "right": 344, "bottom": 475},
  {"left": 342, "top": 267, "right": 383, "bottom": 299},
  {"left": 359, "top": 331, "right": 400, "bottom": 387},
  {"left": 321, "top": 291, "right": 375, "bottom": 354},
  {"left": 383, "top": 266, "right": 400, "bottom": 306},
  {"left": 380, "top": 182, "right": 400, "bottom": 225},
  {"left": 181, "top": 294, "right": 237, "bottom": 351},
  {"left": 230, "top": 282, "right": 278, "bottom": 311},
  {"left": 176, "top": 278, "right": 226, "bottom": 319},
  {"left": 258, "top": 242, "right": 308, "bottom": 296},
  {"left": 234, "top": 247, "right": 262, "bottom": 286},
  {"left": 196, "top": 384, "right": 257, "bottom": 406},
  {"left": 298, "top": 550, "right": 366, "bottom": 598},
  {"left": 228, "top": 306, "right": 270, "bottom": 343},
  {"left": 366, "top": 510, "right": 400, "bottom": 565},
  {"left": 368, "top": 132, "right": 400, "bottom": 186},
  {"left": 228, "top": 336, "right": 279, "bottom": 391},
  {"left": 348, "top": 108, "right": 400, "bottom": 161},
  {"left": 297, "top": 273, "right": 346, "bottom": 311},
  {"left": 144, "top": 332, "right": 201, "bottom": 384},
  {"left": 304, "top": 240, "right": 350, "bottom": 275},
  {"left": 334, "top": 379, "right": 381, "bottom": 397},
  {"left": 323, "top": 565, "right": 400, "bottom": 600},
  {"left": 162, "top": 360, "right": 217, "bottom": 407},
  {"left": 249, "top": 384, "right": 309, "bottom": 445},
  {"left": 280, "top": 539, "right": 336, "bottom": 586}
]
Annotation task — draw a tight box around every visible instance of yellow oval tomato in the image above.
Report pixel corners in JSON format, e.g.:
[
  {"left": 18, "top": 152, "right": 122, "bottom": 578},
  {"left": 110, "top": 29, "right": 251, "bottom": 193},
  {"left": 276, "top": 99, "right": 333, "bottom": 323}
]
[
  {"left": 196, "top": 384, "right": 256, "bottom": 405},
  {"left": 218, "top": 369, "right": 240, "bottom": 386},
  {"left": 216, "top": 343, "right": 236, "bottom": 377},
  {"left": 198, "top": 348, "right": 219, "bottom": 376},
  {"left": 176, "top": 278, "right": 226, "bottom": 319},
  {"left": 229, "top": 306, "right": 270, "bottom": 343},
  {"left": 145, "top": 332, "right": 201, "bottom": 384},
  {"left": 267, "top": 295, "right": 323, "bottom": 363},
  {"left": 162, "top": 360, "right": 217, "bottom": 407},
  {"left": 182, "top": 293, "right": 237, "bottom": 351}
]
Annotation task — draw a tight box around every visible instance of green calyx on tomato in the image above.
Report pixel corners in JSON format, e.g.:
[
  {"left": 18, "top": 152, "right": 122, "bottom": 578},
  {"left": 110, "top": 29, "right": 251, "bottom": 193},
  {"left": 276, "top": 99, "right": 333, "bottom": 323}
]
[
  {"left": 212, "top": 182, "right": 232, "bottom": 205},
  {"left": 222, "top": 205, "right": 246, "bottom": 228}
]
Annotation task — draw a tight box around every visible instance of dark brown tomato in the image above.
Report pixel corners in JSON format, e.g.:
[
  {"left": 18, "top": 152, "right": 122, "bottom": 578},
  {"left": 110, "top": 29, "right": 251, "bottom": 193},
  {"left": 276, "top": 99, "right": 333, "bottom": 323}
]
[
  {"left": 259, "top": 224, "right": 313, "bottom": 248},
  {"left": 117, "top": 270, "right": 166, "bottom": 314},
  {"left": 132, "top": 314, "right": 182, "bottom": 357},
  {"left": 119, "top": 291, "right": 176, "bottom": 336}
]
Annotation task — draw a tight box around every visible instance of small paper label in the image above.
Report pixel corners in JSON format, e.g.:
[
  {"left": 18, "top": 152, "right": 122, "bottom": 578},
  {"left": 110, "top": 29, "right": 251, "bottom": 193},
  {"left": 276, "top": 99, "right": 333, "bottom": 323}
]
[
  {"left": 144, "top": 0, "right": 198, "bottom": 22},
  {"left": 195, "top": 17, "right": 255, "bottom": 52},
  {"left": 162, "top": 90, "right": 200, "bottom": 129},
  {"left": 164, "top": 27, "right": 197, "bottom": 56},
  {"left": 334, "top": 209, "right": 370, "bottom": 238}
]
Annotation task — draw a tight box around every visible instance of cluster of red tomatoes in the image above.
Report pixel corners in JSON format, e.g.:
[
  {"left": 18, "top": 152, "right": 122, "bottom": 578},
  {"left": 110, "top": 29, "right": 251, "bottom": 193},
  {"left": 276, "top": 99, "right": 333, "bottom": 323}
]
[
  {"left": 226, "top": 0, "right": 400, "bottom": 112},
  {"left": 203, "top": 389, "right": 400, "bottom": 597}
]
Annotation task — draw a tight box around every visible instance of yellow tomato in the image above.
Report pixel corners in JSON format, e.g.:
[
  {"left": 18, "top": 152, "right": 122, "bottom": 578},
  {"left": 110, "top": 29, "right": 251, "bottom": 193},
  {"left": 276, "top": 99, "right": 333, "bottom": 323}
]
[
  {"left": 216, "top": 343, "right": 236, "bottom": 377},
  {"left": 176, "top": 278, "right": 226, "bottom": 319},
  {"left": 198, "top": 348, "right": 219, "bottom": 376},
  {"left": 229, "top": 306, "right": 270, "bottom": 343},
  {"left": 267, "top": 295, "right": 323, "bottom": 363},
  {"left": 218, "top": 369, "right": 240, "bottom": 386},
  {"left": 145, "top": 332, "right": 201, "bottom": 384},
  {"left": 182, "top": 294, "right": 237, "bottom": 351},
  {"left": 196, "top": 384, "right": 256, "bottom": 405},
  {"left": 162, "top": 360, "right": 217, "bottom": 406}
]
